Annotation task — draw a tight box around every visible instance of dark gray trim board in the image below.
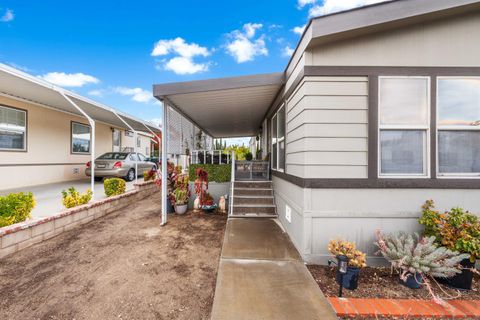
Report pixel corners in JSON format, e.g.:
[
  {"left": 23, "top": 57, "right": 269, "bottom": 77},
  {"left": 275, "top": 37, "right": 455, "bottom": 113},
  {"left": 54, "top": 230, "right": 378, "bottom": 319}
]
[{"left": 272, "top": 171, "right": 480, "bottom": 189}]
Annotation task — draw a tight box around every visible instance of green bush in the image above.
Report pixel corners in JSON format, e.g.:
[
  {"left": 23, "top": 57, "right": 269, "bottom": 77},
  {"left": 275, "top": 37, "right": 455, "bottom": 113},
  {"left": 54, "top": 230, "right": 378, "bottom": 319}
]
[
  {"left": 0, "top": 192, "right": 35, "bottom": 227},
  {"left": 62, "top": 187, "right": 92, "bottom": 209},
  {"left": 104, "top": 178, "right": 126, "bottom": 197},
  {"left": 188, "top": 164, "right": 231, "bottom": 183}
]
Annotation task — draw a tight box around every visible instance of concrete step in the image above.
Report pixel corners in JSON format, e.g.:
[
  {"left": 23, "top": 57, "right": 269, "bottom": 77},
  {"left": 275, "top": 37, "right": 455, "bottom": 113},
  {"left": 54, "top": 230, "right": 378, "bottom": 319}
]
[
  {"left": 234, "top": 188, "right": 273, "bottom": 196},
  {"left": 230, "top": 213, "right": 278, "bottom": 218},
  {"left": 233, "top": 204, "right": 276, "bottom": 215},
  {"left": 234, "top": 181, "right": 272, "bottom": 189},
  {"left": 233, "top": 196, "right": 275, "bottom": 205}
]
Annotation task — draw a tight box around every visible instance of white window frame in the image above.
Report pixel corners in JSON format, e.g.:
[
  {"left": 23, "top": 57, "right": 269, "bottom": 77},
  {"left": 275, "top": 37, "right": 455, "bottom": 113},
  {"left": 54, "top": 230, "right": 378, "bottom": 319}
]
[
  {"left": 378, "top": 76, "right": 431, "bottom": 179},
  {"left": 271, "top": 104, "right": 285, "bottom": 172},
  {"left": 436, "top": 76, "right": 480, "bottom": 179},
  {"left": 0, "top": 105, "right": 27, "bottom": 152},
  {"left": 71, "top": 121, "right": 91, "bottom": 155}
]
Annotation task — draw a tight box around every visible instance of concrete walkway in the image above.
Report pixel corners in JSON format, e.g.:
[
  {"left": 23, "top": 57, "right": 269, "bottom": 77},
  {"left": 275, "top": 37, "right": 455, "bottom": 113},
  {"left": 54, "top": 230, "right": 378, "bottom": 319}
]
[{"left": 211, "top": 218, "right": 337, "bottom": 320}]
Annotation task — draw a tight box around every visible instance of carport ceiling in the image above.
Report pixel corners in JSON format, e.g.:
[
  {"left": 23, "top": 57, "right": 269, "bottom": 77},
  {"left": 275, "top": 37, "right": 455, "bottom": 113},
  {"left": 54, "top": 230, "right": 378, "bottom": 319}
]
[{"left": 154, "top": 73, "right": 284, "bottom": 138}]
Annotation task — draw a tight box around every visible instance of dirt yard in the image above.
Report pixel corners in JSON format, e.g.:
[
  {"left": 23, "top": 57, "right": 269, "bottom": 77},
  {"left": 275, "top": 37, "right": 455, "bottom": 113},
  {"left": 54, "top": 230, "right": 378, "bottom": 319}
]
[
  {"left": 308, "top": 265, "right": 480, "bottom": 300},
  {"left": 0, "top": 192, "right": 227, "bottom": 320}
]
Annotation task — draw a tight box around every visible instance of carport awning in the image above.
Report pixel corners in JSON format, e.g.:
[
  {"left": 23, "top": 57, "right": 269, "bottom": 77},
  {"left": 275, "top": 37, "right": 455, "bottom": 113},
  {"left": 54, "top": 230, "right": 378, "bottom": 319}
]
[
  {"left": 153, "top": 73, "right": 284, "bottom": 138},
  {"left": 0, "top": 63, "right": 161, "bottom": 134}
]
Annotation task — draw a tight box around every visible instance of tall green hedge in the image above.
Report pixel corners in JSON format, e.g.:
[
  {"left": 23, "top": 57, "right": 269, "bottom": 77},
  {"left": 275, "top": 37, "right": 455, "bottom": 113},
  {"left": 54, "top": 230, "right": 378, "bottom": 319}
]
[{"left": 188, "top": 164, "right": 231, "bottom": 183}]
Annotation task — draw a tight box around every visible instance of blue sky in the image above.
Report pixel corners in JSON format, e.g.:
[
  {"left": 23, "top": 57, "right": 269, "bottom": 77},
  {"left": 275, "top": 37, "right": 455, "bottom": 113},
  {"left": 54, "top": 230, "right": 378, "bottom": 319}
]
[{"left": 0, "top": 0, "right": 386, "bottom": 144}]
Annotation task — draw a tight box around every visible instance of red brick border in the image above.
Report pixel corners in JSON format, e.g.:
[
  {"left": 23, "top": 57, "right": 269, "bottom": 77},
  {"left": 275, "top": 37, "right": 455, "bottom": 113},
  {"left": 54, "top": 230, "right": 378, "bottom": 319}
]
[{"left": 328, "top": 297, "right": 480, "bottom": 319}]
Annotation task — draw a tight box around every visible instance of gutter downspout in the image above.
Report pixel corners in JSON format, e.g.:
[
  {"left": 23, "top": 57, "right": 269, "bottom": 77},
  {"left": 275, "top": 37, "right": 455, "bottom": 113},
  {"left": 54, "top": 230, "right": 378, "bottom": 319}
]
[
  {"left": 59, "top": 91, "right": 96, "bottom": 200},
  {"left": 111, "top": 112, "right": 139, "bottom": 184}
]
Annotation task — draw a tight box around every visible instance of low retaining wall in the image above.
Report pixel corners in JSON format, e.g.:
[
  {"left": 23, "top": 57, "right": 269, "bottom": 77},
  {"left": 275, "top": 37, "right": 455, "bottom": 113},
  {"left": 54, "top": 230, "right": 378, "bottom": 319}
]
[{"left": 0, "top": 180, "right": 159, "bottom": 259}]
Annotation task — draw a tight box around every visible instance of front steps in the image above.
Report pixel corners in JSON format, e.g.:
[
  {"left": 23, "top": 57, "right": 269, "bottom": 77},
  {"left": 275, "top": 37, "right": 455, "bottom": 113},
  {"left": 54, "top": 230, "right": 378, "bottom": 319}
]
[{"left": 231, "top": 181, "right": 277, "bottom": 218}]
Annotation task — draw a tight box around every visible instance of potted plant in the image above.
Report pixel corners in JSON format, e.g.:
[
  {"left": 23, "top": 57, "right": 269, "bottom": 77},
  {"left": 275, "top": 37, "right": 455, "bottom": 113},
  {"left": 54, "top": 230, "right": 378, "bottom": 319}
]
[
  {"left": 328, "top": 239, "right": 366, "bottom": 290},
  {"left": 419, "top": 200, "right": 480, "bottom": 290},
  {"left": 375, "top": 231, "right": 469, "bottom": 291},
  {"left": 173, "top": 188, "right": 189, "bottom": 214},
  {"left": 194, "top": 168, "right": 217, "bottom": 212}
]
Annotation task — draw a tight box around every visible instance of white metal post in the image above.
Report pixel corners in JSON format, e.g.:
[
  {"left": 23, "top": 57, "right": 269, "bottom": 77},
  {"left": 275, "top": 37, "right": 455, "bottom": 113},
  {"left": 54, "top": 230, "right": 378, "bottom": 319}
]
[
  {"left": 59, "top": 91, "right": 96, "bottom": 200},
  {"left": 229, "top": 150, "right": 235, "bottom": 216},
  {"left": 161, "top": 101, "right": 168, "bottom": 226},
  {"left": 111, "top": 111, "right": 139, "bottom": 183}
]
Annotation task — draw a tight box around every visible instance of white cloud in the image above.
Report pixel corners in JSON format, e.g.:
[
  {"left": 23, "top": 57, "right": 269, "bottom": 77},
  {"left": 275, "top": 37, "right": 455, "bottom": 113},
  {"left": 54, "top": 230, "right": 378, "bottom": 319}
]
[
  {"left": 164, "top": 56, "right": 208, "bottom": 75},
  {"left": 225, "top": 23, "right": 268, "bottom": 63},
  {"left": 149, "top": 118, "right": 163, "bottom": 128},
  {"left": 114, "top": 87, "right": 153, "bottom": 103},
  {"left": 292, "top": 24, "right": 306, "bottom": 35},
  {"left": 1, "top": 9, "right": 14, "bottom": 22},
  {"left": 88, "top": 89, "right": 105, "bottom": 97},
  {"left": 308, "top": 0, "right": 388, "bottom": 18},
  {"left": 297, "top": 0, "right": 316, "bottom": 8},
  {"left": 151, "top": 37, "right": 210, "bottom": 75},
  {"left": 282, "top": 46, "right": 294, "bottom": 57},
  {"left": 39, "top": 72, "right": 100, "bottom": 87}
]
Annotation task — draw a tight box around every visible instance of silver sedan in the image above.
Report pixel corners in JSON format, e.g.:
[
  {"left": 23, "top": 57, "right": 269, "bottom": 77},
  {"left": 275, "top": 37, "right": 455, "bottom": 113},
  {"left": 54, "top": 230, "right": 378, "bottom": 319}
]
[{"left": 85, "top": 152, "right": 157, "bottom": 182}]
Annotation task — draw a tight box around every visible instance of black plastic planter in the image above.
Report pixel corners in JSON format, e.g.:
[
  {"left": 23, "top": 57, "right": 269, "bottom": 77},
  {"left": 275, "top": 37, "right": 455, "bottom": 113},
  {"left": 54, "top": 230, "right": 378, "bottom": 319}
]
[
  {"left": 336, "top": 267, "right": 360, "bottom": 290},
  {"left": 400, "top": 272, "right": 423, "bottom": 289},
  {"left": 437, "top": 258, "right": 475, "bottom": 290}
]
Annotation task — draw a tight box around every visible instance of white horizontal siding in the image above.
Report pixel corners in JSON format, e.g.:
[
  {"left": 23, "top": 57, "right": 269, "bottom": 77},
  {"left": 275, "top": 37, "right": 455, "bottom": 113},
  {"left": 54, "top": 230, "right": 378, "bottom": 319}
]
[
  {"left": 287, "top": 151, "right": 367, "bottom": 166},
  {"left": 287, "top": 164, "right": 368, "bottom": 179},
  {"left": 287, "top": 137, "right": 368, "bottom": 153},
  {"left": 285, "top": 76, "right": 369, "bottom": 179}
]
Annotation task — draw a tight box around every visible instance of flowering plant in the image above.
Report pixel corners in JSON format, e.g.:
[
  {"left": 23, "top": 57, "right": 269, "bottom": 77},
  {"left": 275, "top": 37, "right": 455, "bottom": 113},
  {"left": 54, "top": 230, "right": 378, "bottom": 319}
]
[{"left": 328, "top": 239, "right": 366, "bottom": 268}]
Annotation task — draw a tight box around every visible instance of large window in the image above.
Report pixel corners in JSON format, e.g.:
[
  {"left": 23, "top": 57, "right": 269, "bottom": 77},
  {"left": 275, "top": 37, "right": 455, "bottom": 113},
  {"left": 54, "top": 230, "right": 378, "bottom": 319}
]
[
  {"left": 378, "top": 77, "right": 430, "bottom": 177},
  {"left": 0, "top": 105, "right": 27, "bottom": 151},
  {"left": 437, "top": 77, "right": 480, "bottom": 177},
  {"left": 271, "top": 105, "right": 285, "bottom": 171},
  {"left": 71, "top": 122, "right": 91, "bottom": 154}
]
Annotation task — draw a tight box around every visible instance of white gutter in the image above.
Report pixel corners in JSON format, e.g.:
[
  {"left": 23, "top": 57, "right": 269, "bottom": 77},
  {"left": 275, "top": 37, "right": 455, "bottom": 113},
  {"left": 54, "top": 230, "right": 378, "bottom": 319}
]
[
  {"left": 111, "top": 111, "right": 139, "bottom": 184},
  {"left": 58, "top": 91, "right": 96, "bottom": 200}
]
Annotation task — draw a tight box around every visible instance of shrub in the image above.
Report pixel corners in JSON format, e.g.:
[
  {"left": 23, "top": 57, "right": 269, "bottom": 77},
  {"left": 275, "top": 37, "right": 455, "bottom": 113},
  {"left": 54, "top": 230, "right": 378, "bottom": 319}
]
[
  {"left": 104, "top": 178, "right": 126, "bottom": 197},
  {"left": 143, "top": 169, "right": 157, "bottom": 181},
  {"left": 0, "top": 192, "right": 35, "bottom": 227},
  {"left": 188, "top": 164, "right": 230, "bottom": 183},
  {"left": 61, "top": 187, "right": 92, "bottom": 209},
  {"left": 328, "top": 239, "right": 366, "bottom": 268},
  {"left": 375, "top": 231, "right": 469, "bottom": 279},
  {"left": 173, "top": 189, "right": 189, "bottom": 205},
  {"left": 419, "top": 200, "right": 480, "bottom": 262}
]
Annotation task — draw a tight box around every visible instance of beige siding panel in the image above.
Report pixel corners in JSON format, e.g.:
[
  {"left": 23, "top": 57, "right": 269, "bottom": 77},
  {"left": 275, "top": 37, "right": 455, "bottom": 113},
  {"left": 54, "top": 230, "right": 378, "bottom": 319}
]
[
  {"left": 303, "top": 81, "right": 368, "bottom": 96},
  {"left": 302, "top": 95, "right": 368, "bottom": 110},
  {"left": 287, "top": 137, "right": 368, "bottom": 153},
  {"left": 286, "top": 164, "right": 367, "bottom": 178},
  {"left": 287, "top": 123, "right": 368, "bottom": 141},
  {"left": 309, "top": 11, "right": 480, "bottom": 67},
  {"left": 286, "top": 85, "right": 305, "bottom": 115},
  {"left": 288, "top": 109, "right": 367, "bottom": 131},
  {"left": 287, "top": 151, "right": 367, "bottom": 166}
]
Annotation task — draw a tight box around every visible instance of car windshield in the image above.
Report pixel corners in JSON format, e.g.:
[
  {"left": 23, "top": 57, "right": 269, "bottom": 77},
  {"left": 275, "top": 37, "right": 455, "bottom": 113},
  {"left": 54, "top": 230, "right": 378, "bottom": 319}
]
[{"left": 98, "top": 153, "right": 128, "bottom": 160}]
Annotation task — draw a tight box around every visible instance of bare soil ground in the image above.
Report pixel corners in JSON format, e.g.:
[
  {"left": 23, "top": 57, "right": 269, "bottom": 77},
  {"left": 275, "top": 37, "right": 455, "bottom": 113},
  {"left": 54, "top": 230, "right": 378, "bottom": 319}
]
[
  {"left": 0, "top": 192, "right": 227, "bottom": 320},
  {"left": 308, "top": 265, "right": 480, "bottom": 300}
]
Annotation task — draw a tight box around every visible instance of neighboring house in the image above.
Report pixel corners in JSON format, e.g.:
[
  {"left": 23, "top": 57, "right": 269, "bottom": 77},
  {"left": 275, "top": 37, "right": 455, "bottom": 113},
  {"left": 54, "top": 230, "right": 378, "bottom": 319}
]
[
  {"left": 0, "top": 64, "right": 161, "bottom": 191},
  {"left": 154, "top": 0, "right": 480, "bottom": 264},
  {"left": 122, "top": 130, "right": 158, "bottom": 157}
]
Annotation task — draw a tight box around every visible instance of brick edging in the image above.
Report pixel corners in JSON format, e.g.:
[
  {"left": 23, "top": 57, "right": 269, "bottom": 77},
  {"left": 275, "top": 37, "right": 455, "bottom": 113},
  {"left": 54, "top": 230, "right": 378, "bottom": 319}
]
[
  {"left": 0, "top": 180, "right": 159, "bottom": 258},
  {"left": 328, "top": 297, "right": 480, "bottom": 319}
]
